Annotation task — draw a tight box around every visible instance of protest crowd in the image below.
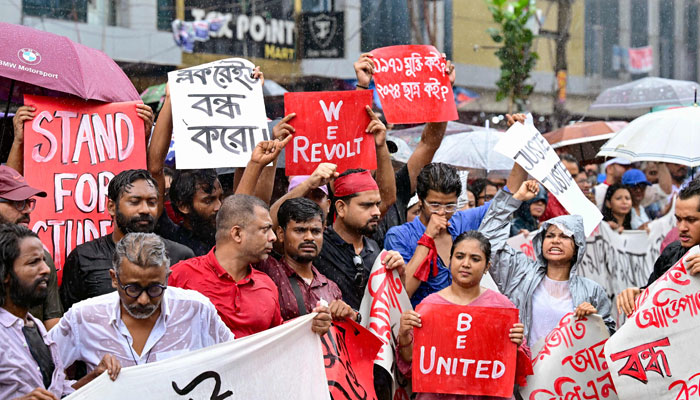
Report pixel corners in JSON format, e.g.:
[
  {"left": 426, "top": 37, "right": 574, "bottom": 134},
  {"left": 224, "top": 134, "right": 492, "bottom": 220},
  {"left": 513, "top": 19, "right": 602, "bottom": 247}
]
[{"left": 3, "top": 30, "right": 700, "bottom": 400}]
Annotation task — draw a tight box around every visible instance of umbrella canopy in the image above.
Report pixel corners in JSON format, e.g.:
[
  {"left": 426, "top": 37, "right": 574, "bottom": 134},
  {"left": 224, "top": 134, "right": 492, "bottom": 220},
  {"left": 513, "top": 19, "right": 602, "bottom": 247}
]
[
  {"left": 597, "top": 106, "right": 700, "bottom": 166},
  {"left": 543, "top": 120, "right": 628, "bottom": 161},
  {"left": 140, "top": 83, "right": 166, "bottom": 104},
  {"left": 0, "top": 22, "right": 139, "bottom": 103},
  {"left": 431, "top": 129, "right": 514, "bottom": 178},
  {"left": 590, "top": 77, "right": 699, "bottom": 110}
]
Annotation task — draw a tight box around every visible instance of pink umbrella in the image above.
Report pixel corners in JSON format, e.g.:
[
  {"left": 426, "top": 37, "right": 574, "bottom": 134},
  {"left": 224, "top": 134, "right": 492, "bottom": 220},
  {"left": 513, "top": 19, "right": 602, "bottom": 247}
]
[{"left": 0, "top": 22, "right": 140, "bottom": 103}]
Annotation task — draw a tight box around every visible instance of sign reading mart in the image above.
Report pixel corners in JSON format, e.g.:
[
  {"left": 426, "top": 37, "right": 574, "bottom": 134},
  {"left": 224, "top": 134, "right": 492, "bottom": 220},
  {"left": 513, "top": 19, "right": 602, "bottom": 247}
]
[{"left": 0, "top": 59, "right": 59, "bottom": 79}]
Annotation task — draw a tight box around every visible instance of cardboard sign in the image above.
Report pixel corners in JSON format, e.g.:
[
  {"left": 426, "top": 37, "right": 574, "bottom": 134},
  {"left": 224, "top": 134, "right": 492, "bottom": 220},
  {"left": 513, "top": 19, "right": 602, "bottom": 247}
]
[
  {"left": 64, "top": 314, "right": 330, "bottom": 399},
  {"left": 167, "top": 57, "right": 269, "bottom": 169},
  {"left": 23, "top": 94, "right": 146, "bottom": 282},
  {"left": 604, "top": 246, "right": 700, "bottom": 398},
  {"left": 412, "top": 304, "right": 518, "bottom": 397},
  {"left": 494, "top": 122, "right": 603, "bottom": 236},
  {"left": 359, "top": 250, "right": 414, "bottom": 397},
  {"left": 323, "top": 319, "right": 382, "bottom": 400},
  {"left": 506, "top": 209, "right": 675, "bottom": 298},
  {"left": 370, "top": 45, "right": 457, "bottom": 124},
  {"left": 284, "top": 90, "right": 375, "bottom": 175},
  {"left": 520, "top": 313, "right": 617, "bottom": 400}
]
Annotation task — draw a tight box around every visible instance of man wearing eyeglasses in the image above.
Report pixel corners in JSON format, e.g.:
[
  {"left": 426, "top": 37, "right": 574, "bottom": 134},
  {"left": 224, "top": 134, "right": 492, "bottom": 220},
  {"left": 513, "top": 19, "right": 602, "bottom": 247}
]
[
  {"left": 0, "top": 165, "right": 63, "bottom": 331},
  {"left": 49, "top": 232, "right": 232, "bottom": 375}
]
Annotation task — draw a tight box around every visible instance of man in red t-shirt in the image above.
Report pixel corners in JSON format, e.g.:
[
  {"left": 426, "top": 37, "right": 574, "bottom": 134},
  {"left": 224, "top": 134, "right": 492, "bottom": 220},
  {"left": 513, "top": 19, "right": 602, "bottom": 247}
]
[{"left": 169, "top": 194, "right": 331, "bottom": 338}]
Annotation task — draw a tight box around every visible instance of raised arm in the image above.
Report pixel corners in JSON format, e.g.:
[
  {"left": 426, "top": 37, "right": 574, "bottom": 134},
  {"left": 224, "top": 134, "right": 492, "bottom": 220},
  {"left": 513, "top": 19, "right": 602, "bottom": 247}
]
[
  {"left": 657, "top": 162, "right": 672, "bottom": 194},
  {"left": 248, "top": 114, "right": 296, "bottom": 204},
  {"left": 478, "top": 181, "right": 540, "bottom": 296},
  {"left": 7, "top": 106, "right": 36, "bottom": 174},
  {"left": 236, "top": 136, "right": 293, "bottom": 196},
  {"left": 147, "top": 87, "right": 172, "bottom": 218},
  {"left": 366, "top": 106, "right": 396, "bottom": 216}
]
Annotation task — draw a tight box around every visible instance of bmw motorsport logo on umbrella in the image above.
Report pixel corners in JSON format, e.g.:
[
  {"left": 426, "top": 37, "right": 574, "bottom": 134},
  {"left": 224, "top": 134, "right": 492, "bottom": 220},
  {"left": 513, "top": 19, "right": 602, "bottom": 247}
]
[{"left": 17, "top": 48, "right": 41, "bottom": 65}]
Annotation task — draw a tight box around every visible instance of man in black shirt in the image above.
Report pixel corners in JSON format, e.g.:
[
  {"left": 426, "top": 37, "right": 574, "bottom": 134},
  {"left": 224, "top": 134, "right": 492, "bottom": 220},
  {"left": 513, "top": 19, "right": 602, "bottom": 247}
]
[
  {"left": 617, "top": 178, "right": 700, "bottom": 315},
  {"left": 60, "top": 170, "right": 193, "bottom": 311}
]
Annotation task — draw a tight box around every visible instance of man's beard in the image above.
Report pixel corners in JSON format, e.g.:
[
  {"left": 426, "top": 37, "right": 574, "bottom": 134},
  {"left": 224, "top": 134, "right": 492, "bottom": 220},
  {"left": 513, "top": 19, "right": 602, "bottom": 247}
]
[
  {"left": 188, "top": 209, "right": 217, "bottom": 245},
  {"left": 115, "top": 208, "right": 155, "bottom": 234},
  {"left": 8, "top": 270, "right": 48, "bottom": 309},
  {"left": 0, "top": 212, "right": 29, "bottom": 225},
  {"left": 357, "top": 217, "right": 380, "bottom": 236},
  {"left": 122, "top": 299, "right": 161, "bottom": 319},
  {"left": 290, "top": 242, "right": 319, "bottom": 263}
]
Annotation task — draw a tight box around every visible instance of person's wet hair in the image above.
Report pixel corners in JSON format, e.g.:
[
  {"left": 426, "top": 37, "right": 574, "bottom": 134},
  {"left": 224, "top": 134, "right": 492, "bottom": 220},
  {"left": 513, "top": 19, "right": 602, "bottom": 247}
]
[
  {"left": 417, "top": 163, "right": 462, "bottom": 200},
  {"left": 679, "top": 178, "right": 700, "bottom": 211},
  {"left": 0, "top": 224, "right": 39, "bottom": 307},
  {"left": 278, "top": 198, "right": 323, "bottom": 230},
  {"left": 170, "top": 169, "right": 219, "bottom": 217},
  {"left": 450, "top": 230, "right": 491, "bottom": 260},
  {"left": 108, "top": 169, "right": 158, "bottom": 203}
]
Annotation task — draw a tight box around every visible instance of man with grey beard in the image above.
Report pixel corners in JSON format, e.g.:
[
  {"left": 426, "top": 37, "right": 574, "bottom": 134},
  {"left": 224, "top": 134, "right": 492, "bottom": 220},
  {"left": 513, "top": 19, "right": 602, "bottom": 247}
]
[{"left": 49, "top": 233, "right": 233, "bottom": 374}]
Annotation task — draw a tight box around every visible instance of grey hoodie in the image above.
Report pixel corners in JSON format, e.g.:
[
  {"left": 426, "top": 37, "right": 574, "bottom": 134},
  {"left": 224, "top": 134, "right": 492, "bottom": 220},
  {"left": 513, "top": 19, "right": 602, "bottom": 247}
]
[{"left": 479, "top": 190, "right": 616, "bottom": 344}]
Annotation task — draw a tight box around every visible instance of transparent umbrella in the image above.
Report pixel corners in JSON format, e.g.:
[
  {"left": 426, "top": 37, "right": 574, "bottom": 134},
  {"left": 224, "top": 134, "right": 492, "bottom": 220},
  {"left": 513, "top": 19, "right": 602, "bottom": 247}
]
[{"left": 590, "top": 77, "right": 699, "bottom": 110}]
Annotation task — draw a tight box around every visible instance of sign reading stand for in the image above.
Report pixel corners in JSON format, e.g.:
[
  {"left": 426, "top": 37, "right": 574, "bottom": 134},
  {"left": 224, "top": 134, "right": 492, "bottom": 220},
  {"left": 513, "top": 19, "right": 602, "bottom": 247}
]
[
  {"left": 370, "top": 45, "right": 457, "bottom": 124},
  {"left": 168, "top": 57, "right": 269, "bottom": 169},
  {"left": 284, "top": 90, "right": 375, "bottom": 175},
  {"left": 23, "top": 94, "right": 146, "bottom": 282},
  {"left": 412, "top": 304, "right": 518, "bottom": 397}
]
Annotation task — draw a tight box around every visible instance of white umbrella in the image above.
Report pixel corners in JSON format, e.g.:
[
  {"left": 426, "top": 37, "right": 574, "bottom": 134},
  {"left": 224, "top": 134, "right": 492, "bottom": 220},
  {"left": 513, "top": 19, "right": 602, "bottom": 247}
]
[
  {"left": 432, "top": 128, "right": 514, "bottom": 178},
  {"left": 597, "top": 106, "right": 700, "bottom": 166},
  {"left": 590, "top": 77, "right": 699, "bottom": 109}
]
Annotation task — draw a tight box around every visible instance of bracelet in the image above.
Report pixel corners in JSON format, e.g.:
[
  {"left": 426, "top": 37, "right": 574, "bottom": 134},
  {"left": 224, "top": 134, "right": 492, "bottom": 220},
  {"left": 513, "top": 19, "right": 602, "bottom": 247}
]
[{"left": 356, "top": 84, "right": 369, "bottom": 90}]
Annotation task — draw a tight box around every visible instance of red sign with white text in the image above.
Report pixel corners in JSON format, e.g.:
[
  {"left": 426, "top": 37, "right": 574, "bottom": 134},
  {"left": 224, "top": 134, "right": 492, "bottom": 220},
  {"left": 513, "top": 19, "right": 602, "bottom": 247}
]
[
  {"left": 371, "top": 45, "right": 458, "bottom": 124},
  {"left": 23, "top": 94, "right": 146, "bottom": 283},
  {"left": 284, "top": 90, "right": 375, "bottom": 175},
  {"left": 412, "top": 304, "right": 518, "bottom": 397},
  {"left": 323, "top": 318, "right": 382, "bottom": 400}
]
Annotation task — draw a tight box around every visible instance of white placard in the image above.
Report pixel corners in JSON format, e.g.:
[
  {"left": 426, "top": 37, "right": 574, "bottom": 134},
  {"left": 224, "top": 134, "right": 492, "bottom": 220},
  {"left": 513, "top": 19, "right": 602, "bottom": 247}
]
[
  {"left": 65, "top": 314, "right": 330, "bottom": 400},
  {"left": 604, "top": 246, "right": 700, "bottom": 398},
  {"left": 494, "top": 122, "right": 603, "bottom": 236},
  {"left": 168, "top": 57, "right": 269, "bottom": 169},
  {"left": 521, "top": 313, "right": 617, "bottom": 400}
]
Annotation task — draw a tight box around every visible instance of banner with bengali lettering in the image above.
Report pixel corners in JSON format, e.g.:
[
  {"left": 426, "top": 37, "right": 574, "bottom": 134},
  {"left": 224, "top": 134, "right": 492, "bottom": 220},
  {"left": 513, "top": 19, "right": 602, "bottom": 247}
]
[
  {"left": 359, "top": 250, "right": 414, "bottom": 398},
  {"left": 167, "top": 57, "right": 269, "bottom": 169},
  {"left": 604, "top": 246, "right": 700, "bottom": 398},
  {"left": 23, "top": 94, "right": 146, "bottom": 283},
  {"left": 520, "top": 313, "right": 617, "bottom": 400},
  {"left": 506, "top": 209, "right": 676, "bottom": 298},
  {"left": 370, "top": 45, "right": 458, "bottom": 124},
  {"left": 65, "top": 314, "right": 330, "bottom": 399},
  {"left": 494, "top": 122, "right": 602, "bottom": 236}
]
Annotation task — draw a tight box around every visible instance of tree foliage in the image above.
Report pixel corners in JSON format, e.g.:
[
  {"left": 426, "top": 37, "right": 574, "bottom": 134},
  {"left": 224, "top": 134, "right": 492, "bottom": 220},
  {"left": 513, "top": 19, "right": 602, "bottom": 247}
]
[{"left": 486, "top": 0, "right": 539, "bottom": 112}]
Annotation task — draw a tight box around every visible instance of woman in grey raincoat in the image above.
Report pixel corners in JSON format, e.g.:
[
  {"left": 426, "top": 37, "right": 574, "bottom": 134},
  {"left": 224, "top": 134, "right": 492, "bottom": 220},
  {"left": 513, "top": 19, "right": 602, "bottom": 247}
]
[{"left": 479, "top": 180, "right": 615, "bottom": 347}]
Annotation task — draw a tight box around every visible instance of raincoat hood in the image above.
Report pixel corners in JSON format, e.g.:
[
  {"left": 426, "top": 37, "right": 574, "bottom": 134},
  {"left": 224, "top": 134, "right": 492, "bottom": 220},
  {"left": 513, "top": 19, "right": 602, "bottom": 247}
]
[{"left": 532, "top": 214, "right": 587, "bottom": 275}]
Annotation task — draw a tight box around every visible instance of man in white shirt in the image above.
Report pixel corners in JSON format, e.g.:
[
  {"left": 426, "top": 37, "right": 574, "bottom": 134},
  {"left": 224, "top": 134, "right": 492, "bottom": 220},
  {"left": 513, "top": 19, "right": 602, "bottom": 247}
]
[{"left": 49, "top": 233, "right": 232, "bottom": 373}]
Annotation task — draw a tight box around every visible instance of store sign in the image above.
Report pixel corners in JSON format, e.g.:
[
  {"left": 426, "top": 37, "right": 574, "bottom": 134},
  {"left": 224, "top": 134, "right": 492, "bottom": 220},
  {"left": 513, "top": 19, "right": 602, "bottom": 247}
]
[
  {"left": 302, "top": 12, "right": 344, "bottom": 59},
  {"left": 187, "top": 6, "right": 296, "bottom": 61}
]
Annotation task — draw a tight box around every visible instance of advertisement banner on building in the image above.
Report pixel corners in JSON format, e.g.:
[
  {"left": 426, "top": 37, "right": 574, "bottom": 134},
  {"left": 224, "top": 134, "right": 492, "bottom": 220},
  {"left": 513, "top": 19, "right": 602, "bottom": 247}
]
[{"left": 302, "top": 12, "right": 345, "bottom": 59}]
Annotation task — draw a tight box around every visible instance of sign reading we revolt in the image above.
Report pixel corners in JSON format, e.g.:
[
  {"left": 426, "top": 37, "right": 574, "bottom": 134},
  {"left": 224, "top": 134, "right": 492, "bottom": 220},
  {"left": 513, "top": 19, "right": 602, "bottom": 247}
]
[
  {"left": 520, "top": 313, "right": 617, "bottom": 400},
  {"left": 23, "top": 94, "right": 146, "bottom": 282},
  {"left": 371, "top": 45, "right": 458, "bottom": 124},
  {"left": 604, "top": 246, "right": 700, "bottom": 398},
  {"left": 412, "top": 304, "right": 518, "bottom": 397},
  {"left": 494, "top": 121, "right": 603, "bottom": 236},
  {"left": 168, "top": 57, "right": 270, "bottom": 169},
  {"left": 284, "top": 90, "right": 375, "bottom": 175}
]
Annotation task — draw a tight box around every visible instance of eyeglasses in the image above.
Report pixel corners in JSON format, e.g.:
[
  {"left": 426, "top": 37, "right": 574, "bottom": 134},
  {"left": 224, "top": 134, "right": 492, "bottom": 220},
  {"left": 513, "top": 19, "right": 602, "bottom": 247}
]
[
  {"left": 0, "top": 198, "right": 36, "bottom": 212},
  {"left": 423, "top": 200, "right": 458, "bottom": 213},
  {"left": 116, "top": 273, "right": 167, "bottom": 299},
  {"left": 478, "top": 194, "right": 495, "bottom": 202},
  {"left": 352, "top": 255, "right": 365, "bottom": 290}
]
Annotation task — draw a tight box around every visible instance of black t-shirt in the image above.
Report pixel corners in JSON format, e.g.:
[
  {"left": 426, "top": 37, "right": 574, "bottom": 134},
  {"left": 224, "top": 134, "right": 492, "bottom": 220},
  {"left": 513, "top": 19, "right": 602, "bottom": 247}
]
[
  {"left": 155, "top": 212, "right": 214, "bottom": 257},
  {"left": 22, "top": 322, "right": 55, "bottom": 389},
  {"left": 644, "top": 240, "right": 688, "bottom": 288},
  {"left": 372, "top": 165, "right": 412, "bottom": 249}
]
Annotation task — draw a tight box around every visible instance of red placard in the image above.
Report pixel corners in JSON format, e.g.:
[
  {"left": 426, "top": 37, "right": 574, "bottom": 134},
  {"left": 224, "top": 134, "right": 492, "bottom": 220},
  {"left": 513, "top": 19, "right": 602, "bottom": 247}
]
[
  {"left": 322, "top": 318, "right": 382, "bottom": 400},
  {"left": 23, "top": 94, "right": 146, "bottom": 283},
  {"left": 371, "top": 45, "right": 458, "bottom": 124},
  {"left": 412, "top": 304, "right": 518, "bottom": 397},
  {"left": 284, "top": 90, "right": 375, "bottom": 175}
]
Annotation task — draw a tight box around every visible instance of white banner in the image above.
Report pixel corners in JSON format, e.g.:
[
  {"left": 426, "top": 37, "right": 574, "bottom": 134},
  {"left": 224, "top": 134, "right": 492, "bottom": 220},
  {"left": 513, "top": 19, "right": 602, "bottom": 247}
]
[
  {"left": 604, "top": 246, "right": 700, "bottom": 398},
  {"left": 168, "top": 57, "right": 269, "bottom": 169},
  {"left": 506, "top": 209, "right": 675, "bottom": 297},
  {"left": 520, "top": 313, "right": 617, "bottom": 400},
  {"left": 65, "top": 314, "right": 330, "bottom": 400},
  {"left": 359, "top": 250, "right": 413, "bottom": 396},
  {"left": 494, "top": 122, "right": 602, "bottom": 236}
]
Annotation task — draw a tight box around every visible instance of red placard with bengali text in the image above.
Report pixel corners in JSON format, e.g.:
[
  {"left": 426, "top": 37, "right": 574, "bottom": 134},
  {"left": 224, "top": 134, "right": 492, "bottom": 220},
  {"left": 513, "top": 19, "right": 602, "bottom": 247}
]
[
  {"left": 323, "top": 318, "right": 383, "bottom": 400},
  {"left": 23, "top": 94, "right": 146, "bottom": 284},
  {"left": 371, "top": 45, "right": 458, "bottom": 124},
  {"left": 412, "top": 304, "right": 518, "bottom": 397},
  {"left": 284, "top": 90, "right": 375, "bottom": 175}
]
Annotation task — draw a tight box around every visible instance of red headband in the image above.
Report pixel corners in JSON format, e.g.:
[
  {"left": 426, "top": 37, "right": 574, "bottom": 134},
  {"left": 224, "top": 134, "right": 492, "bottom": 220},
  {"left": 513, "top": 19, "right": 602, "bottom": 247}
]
[{"left": 334, "top": 170, "right": 379, "bottom": 197}]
